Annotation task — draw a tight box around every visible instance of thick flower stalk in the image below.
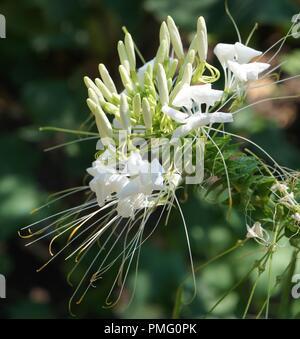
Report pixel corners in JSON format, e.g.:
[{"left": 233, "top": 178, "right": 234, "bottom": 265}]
[{"left": 20, "top": 15, "right": 300, "bottom": 312}]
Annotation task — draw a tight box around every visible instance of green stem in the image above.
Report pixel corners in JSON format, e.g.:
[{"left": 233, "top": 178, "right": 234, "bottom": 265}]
[{"left": 39, "top": 126, "right": 98, "bottom": 136}]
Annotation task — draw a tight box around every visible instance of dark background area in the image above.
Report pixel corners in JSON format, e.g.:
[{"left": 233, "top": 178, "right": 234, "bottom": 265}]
[{"left": 0, "top": 0, "right": 300, "bottom": 318}]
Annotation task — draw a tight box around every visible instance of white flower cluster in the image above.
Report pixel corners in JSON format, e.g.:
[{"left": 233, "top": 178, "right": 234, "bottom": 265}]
[
  {"left": 271, "top": 182, "right": 300, "bottom": 225},
  {"left": 83, "top": 16, "right": 271, "bottom": 219}
]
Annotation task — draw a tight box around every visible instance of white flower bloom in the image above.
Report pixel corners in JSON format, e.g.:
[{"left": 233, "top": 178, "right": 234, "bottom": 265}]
[
  {"left": 246, "top": 222, "right": 270, "bottom": 245},
  {"left": 171, "top": 112, "right": 233, "bottom": 139},
  {"left": 214, "top": 42, "right": 269, "bottom": 91},
  {"left": 227, "top": 60, "right": 270, "bottom": 82},
  {"left": 172, "top": 84, "right": 223, "bottom": 111},
  {"left": 246, "top": 222, "right": 264, "bottom": 239},
  {"left": 163, "top": 84, "right": 232, "bottom": 139},
  {"left": 214, "top": 42, "right": 262, "bottom": 67},
  {"left": 162, "top": 105, "right": 189, "bottom": 123},
  {"left": 87, "top": 160, "right": 128, "bottom": 207},
  {"left": 87, "top": 151, "right": 166, "bottom": 218}
]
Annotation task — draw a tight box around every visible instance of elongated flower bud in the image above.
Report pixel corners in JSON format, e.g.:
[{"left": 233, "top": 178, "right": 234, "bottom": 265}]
[
  {"left": 144, "top": 71, "right": 156, "bottom": 98},
  {"left": 103, "top": 102, "right": 119, "bottom": 115},
  {"left": 124, "top": 33, "right": 136, "bottom": 71},
  {"left": 197, "top": 16, "right": 208, "bottom": 61},
  {"left": 120, "top": 93, "right": 130, "bottom": 129},
  {"left": 95, "top": 78, "right": 113, "bottom": 102},
  {"left": 167, "top": 78, "right": 173, "bottom": 91},
  {"left": 84, "top": 76, "right": 104, "bottom": 101},
  {"left": 157, "top": 63, "right": 169, "bottom": 105},
  {"left": 177, "top": 49, "right": 195, "bottom": 81},
  {"left": 86, "top": 98, "right": 113, "bottom": 138},
  {"left": 188, "top": 35, "right": 198, "bottom": 55},
  {"left": 168, "top": 58, "right": 178, "bottom": 78},
  {"left": 88, "top": 88, "right": 99, "bottom": 104},
  {"left": 185, "top": 49, "right": 196, "bottom": 66},
  {"left": 142, "top": 97, "right": 152, "bottom": 129},
  {"left": 181, "top": 62, "right": 193, "bottom": 85},
  {"left": 133, "top": 93, "right": 141, "bottom": 116},
  {"left": 117, "top": 41, "right": 129, "bottom": 72},
  {"left": 118, "top": 65, "right": 134, "bottom": 93},
  {"left": 159, "top": 21, "right": 170, "bottom": 53},
  {"left": 86, "top": 97, "right": 97, "bottom": 113},
  {"left": 170, "top": 64, "right": 193, "bottom": 102},
  {"left": 155, "top": 39, "right": 168, "bottom": 68},
  {"left": 167, "top": 16, "right": 184, "bottom": 60},
  {"left": 98, "top": 64, "right": 117, "bottom": 94}
]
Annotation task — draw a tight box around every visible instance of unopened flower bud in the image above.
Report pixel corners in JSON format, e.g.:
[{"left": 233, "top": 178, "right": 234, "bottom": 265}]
[
  {"left": 124, "top": 33, "right": 136, "bottom": 71},
  {"left": 142, "top": 97, "right": 152, "bottom": 129},
  {"left": 157, "top": 63, "right": 169, "bottom": 105},
  {"left": 98, "top": 64, "right": 117, "bottom": 94},
  {"left": 167, "top": 16, "right": 184, "bottom": 60}
]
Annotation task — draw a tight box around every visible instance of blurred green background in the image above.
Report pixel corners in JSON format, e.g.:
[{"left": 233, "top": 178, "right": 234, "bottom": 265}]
[{"left": 0, "top": 0, "right": 300, "bottom": 319}]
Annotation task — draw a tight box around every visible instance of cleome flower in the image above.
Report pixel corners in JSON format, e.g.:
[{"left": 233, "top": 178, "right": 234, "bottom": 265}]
[
  {"left": 214, "top": 42, "right": 270, "bottom": 91},
  {"left": 20, "top": 14, "right": 300, "bottom": 311}
]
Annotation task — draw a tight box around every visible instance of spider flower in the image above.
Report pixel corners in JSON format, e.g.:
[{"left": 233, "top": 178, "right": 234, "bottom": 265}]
[{"left": 20, "top": 15, "right": 300, "bottom": 311}]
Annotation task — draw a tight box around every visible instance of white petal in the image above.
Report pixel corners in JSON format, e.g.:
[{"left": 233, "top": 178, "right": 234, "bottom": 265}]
[
  {"left": 117, "top": 197, "right": 135, "bottom": 218},
  {"left": 124, "top": 152, "right": 143, "bottom": 176},
  {"left": 190, "top": 85, "right": 223, "bottom": 108},
  {"left": 173, "top": 84, "right": 223, "bottom": 109},
  {"left": 171, "top": 114, "right": 210, "bottom": 139},
  {"left": 228, "top": 60, "right": 248, "bottom": 82},
  {"left": 172, "top": 84, "right": 197, "bottom": 109},
  {"left": 209, "top": 112, "right": 233, "bottom": 124},
  {"left": 213, "top": 43, "right": 236, "bottom": 67},
  {"left": 118, "top": 179, "right": 141, "bottom": 199},
  {"left": 171, "top": 123, "right": 194, "bottom": 140},
  {"left": 187, "top": 113, "right": 211, "bottom": 129},
  {"left": 234, "top": 42, "right": 262, "bottom": 64},
  {"left": 162, "top": 105, "right": 189, "bottom": 123},
  {"left": 243, "top": 62, "right": 270, "bottom": 80},
  {"left": 228, "top": 60, "right": 270, "bottom": 82},
  {"left": 246, "top": 222, "right": 264, "bottom": 239}
]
